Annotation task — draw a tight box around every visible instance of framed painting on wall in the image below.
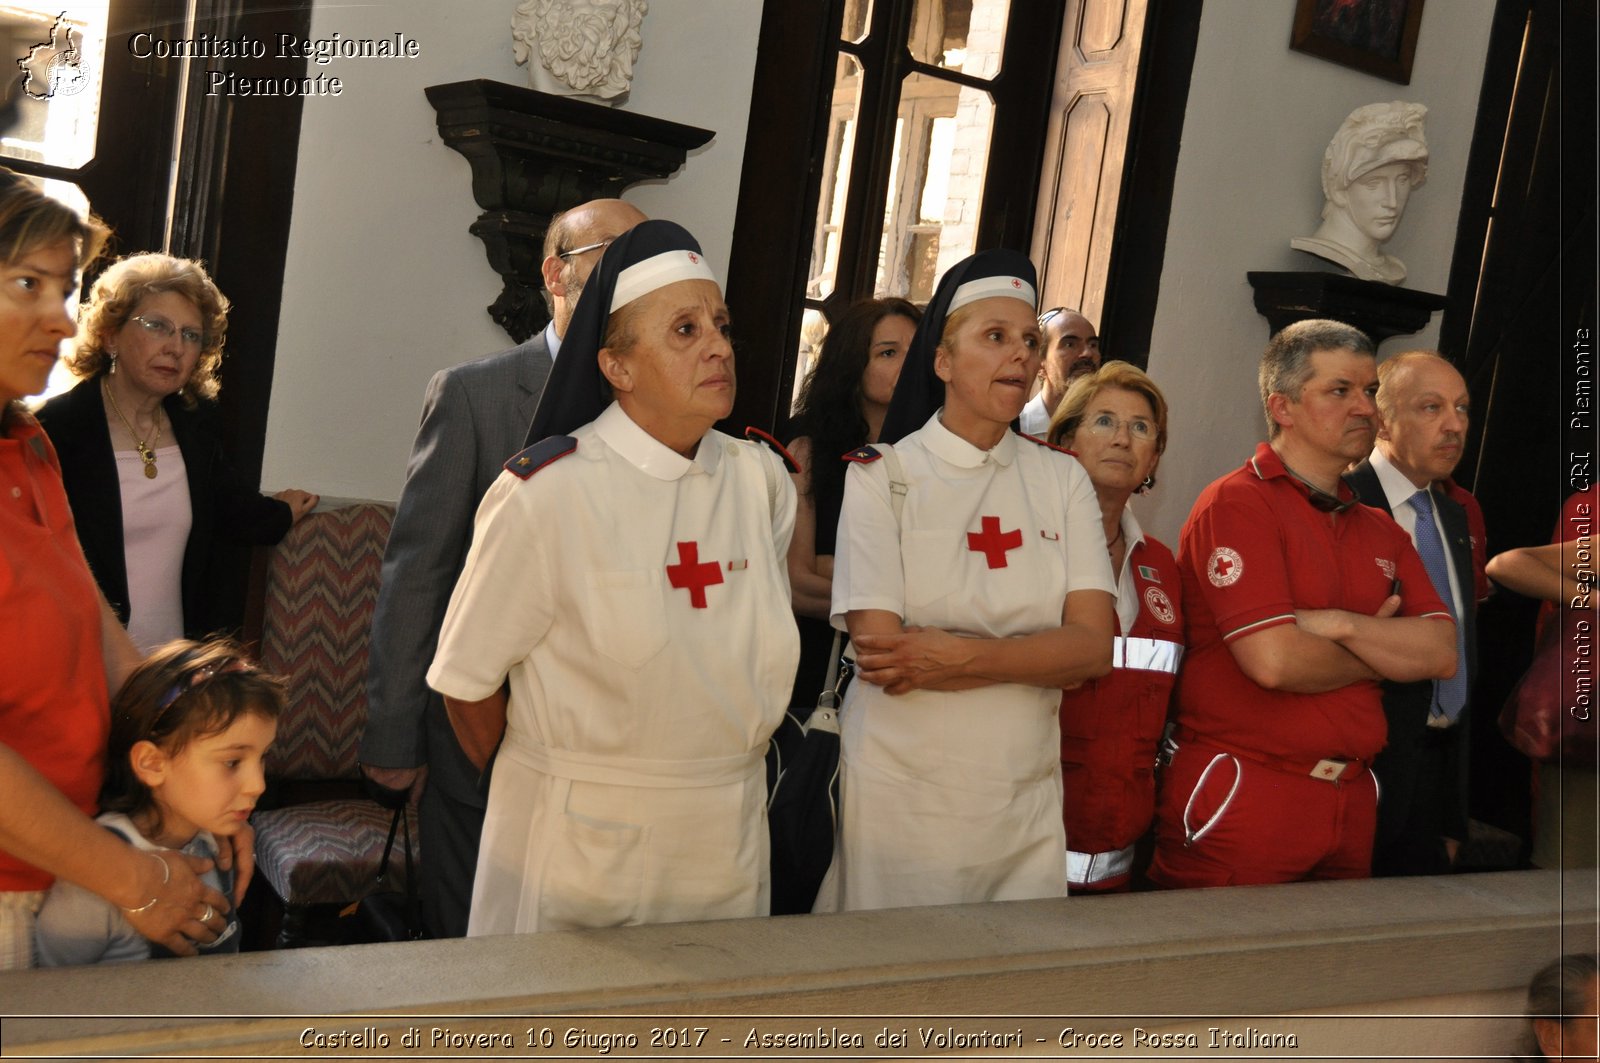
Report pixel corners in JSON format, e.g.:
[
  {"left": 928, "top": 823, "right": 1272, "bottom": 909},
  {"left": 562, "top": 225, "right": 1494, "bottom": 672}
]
[{"left": 1290, "top": 0, "right": 1425, "bottom": 84}]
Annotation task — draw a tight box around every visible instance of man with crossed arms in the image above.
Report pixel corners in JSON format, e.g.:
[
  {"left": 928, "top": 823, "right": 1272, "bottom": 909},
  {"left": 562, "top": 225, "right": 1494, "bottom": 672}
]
[{"left": 1150, "top": 319, "right": 1457, "bottom": 887}]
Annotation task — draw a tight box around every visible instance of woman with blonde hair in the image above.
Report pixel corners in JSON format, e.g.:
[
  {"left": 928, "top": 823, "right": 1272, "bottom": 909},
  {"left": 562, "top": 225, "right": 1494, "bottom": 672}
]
[
  {"left": 1047, "top": 361, "right": 1183, "bottom": 892},
  {"left": 819, "top": 249, "right": 1115, "bottom": 912},
  {"left": 37, "top": 252, "right": 316, "bottom": 646}
]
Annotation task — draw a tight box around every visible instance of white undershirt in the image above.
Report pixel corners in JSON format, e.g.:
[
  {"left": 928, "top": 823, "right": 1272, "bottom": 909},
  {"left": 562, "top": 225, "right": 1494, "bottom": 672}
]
[{"left": 115, "top": 443, "right": 191, "bottom": 651}]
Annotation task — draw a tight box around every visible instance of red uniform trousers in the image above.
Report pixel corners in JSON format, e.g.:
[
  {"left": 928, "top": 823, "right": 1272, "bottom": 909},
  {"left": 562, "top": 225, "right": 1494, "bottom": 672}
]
[{"left": 1148, "top": 731, "right": 1377, "bottom": 888}]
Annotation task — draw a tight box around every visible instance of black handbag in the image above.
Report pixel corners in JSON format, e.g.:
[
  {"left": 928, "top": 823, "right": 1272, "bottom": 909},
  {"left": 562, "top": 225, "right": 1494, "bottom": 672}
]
[
  {"left": 339, "top": 801, "right": 425, "bottom": 943},
  {"left": 767, "top": 631, "right": 848, "bottom": 915}
]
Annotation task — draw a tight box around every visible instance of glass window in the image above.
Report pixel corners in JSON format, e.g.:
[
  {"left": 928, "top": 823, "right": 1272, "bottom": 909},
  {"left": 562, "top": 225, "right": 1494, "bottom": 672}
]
[
  {"left": 908, "top": 0, "right": 1010, "bottom": 79},
  {"left": 842, "top": 0, "right": 872, "bottom": 43},
  {"left": 0, "top": 3, "right": 109, "bottom": 171},
  {"left": 874, "top": 75, "right": 994, "bottom": 303},
  {"left": 806, "top": 53, "right": 863, "bottom": 302}
]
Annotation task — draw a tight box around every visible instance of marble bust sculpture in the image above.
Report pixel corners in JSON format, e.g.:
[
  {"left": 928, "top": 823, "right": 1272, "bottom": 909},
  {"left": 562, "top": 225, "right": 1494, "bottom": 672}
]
[
  {"left": 512, "top": 0, "right": 647, "bottom": 102},
  {"left": 1292, "top": 101, "right": 1429, "bottom": 285}
]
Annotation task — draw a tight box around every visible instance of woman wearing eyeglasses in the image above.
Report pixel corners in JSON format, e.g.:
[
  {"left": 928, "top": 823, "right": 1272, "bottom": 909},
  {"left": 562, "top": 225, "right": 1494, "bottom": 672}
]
[
  {"left": 36, "top": 253, "right": 317, "bottom": 648},
  {"left": 1046, "top": 362, "right": 1183, "bottom": 893}
]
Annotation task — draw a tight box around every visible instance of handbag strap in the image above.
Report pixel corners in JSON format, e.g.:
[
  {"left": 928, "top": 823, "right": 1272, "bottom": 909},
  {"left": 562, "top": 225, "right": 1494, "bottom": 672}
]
[
  {"left": 375, "top": 803, "right": 403, "bottom": 879},
  {"left": 879, "top": 443, "right": 908, "bottom": 525},
  {"left": 825, "top": 444, "right": 909, "bottom": 710}
]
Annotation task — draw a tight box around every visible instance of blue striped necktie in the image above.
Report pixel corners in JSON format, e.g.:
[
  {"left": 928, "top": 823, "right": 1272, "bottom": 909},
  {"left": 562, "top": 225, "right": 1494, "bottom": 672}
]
[{"left": 1408, "top": 489, "right": 1467, "bottom": 722}]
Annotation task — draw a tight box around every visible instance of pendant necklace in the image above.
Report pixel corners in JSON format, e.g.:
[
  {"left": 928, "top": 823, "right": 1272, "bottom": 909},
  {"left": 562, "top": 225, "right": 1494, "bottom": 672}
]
[{"left": 104, "top": 379, "right": 161, "bottom": 478}]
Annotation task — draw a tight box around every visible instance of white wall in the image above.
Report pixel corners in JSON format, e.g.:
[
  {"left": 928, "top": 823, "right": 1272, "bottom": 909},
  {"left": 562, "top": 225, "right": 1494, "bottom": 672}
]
[
  {"left": 1137, "top": 0, "right": 1499, "bottom": 543},
  {"left": 262, "top": 0, "right": 762, "bottom": 501}
]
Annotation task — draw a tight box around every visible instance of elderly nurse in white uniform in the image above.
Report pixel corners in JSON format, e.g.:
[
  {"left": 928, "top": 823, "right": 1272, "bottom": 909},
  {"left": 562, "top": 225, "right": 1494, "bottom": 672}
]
[
  {"left": 819, "top": 249, "right": 1117, "bottom": 912},
  {"left": 427, "top": 221, "right": 800, "bottom": 934}
]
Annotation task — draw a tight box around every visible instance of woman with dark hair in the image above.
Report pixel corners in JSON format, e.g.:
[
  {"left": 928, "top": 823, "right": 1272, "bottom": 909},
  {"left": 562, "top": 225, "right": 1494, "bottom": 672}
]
[
  {"left": 37, "top": 253, "right": 317, "bottom": 647},
  {"left": 1517, "top": 953, "right": 1597, "bottom": 1060},
  {"left": 818, "top": 249, "right": 1115, "bottom": 912},
  {"left": 428, "top": 220, "right": 799, "bottom": 934},
  {"left": 0, "top": 170, "right": 229, "bottom": 968},
  {"left": 784, "top": 297, "right": 919, "bottom": 707}
]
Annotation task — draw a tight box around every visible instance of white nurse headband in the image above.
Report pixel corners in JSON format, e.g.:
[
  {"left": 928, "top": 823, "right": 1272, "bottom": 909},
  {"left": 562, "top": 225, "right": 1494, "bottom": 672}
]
[
  {"left": 947, "top": 274, "right": 1036, "bottom": 314},
  {"left": 610, "top": 249, "right": 718, "bottom": 313}
]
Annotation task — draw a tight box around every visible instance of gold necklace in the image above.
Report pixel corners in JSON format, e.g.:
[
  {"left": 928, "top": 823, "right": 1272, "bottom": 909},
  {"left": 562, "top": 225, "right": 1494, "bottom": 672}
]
[{"left": 103, "top": 378, "right": 162, "bottom": 479}]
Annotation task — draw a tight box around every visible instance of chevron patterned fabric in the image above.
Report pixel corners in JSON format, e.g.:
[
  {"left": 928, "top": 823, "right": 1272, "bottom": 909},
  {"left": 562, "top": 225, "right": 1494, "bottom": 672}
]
[
  {"left": 251, "top": 503, "right": 411, "bottom": 912},
  {"left": 260, "top": 504, "right": 393, "bottom": 781},
  {"left": 253, "top": 799, "right": 417, "bottom": 904}
]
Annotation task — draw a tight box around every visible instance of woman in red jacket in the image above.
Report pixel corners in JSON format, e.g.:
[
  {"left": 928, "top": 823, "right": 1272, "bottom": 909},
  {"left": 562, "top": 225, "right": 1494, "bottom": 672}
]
[{"left": 1048, "top": 361, "right": 1182, "bottom": 892}]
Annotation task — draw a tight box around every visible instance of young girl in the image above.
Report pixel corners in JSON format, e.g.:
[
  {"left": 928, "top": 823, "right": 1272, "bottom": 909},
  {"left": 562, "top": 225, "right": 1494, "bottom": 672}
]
[{"left": 34, "top": 639, "right": 282, "bottom": 965}]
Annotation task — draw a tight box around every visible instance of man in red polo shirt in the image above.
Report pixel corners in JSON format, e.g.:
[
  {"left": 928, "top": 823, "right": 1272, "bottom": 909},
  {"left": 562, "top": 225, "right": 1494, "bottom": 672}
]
[{"left": 1149, "top": 319, "right": 1458, "bottom": 888}]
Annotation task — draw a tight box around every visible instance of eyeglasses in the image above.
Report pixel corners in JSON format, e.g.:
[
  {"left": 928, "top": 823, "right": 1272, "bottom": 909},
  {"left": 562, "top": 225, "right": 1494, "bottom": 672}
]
[
  {"left": 557, "top": 238, "right": 613, "bottom": 260},
  {"left": 1038, "top": 307, "right": 1070, "bottom": 327},
  {"left": 154, "top": 658, "right": 255, "bottom": 717},
  {"left": 1081, "top": 412, "right": 1156, "bottom": 443},
  {"left": 131, "top": 314, "right": 206, "bottom": 349}
]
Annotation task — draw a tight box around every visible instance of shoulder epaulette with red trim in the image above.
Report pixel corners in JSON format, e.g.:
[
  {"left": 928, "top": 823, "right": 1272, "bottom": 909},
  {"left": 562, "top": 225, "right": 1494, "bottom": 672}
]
[
  {"left": 504, "top": 435, "right": 577, "bottom": 480},
  {"left": 843, "top": 445, "right": 883, "bottom": 464},
  {"left": 743, "top": 426, "right": 800, "bottom": 473},
  {"left": 1020, "top": 432, "right": 1077, "bottom": 457}
]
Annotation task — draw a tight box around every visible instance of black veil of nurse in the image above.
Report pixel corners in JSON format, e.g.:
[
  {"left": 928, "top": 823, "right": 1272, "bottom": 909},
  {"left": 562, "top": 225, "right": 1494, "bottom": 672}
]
[
  {"left": 815, "top": 249, "right": 1117, "bottom": 913},
  {"left": 426, "top": 221, "right": 800, "bottom": 935}
]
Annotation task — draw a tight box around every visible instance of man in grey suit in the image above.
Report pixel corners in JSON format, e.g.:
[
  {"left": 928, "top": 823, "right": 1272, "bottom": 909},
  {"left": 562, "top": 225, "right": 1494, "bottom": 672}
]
[
  {"left": 1345, "top": 350, "right": 1477, "bottom": 877},
  {"left": 360, "top": 198, "right": 647, "bottom": 937}
]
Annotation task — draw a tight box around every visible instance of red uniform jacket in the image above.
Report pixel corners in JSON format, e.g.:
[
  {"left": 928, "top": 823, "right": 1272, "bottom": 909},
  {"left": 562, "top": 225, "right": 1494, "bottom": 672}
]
[{"left": 1059, "top": 535, "right": 1183, "bottom": 888}]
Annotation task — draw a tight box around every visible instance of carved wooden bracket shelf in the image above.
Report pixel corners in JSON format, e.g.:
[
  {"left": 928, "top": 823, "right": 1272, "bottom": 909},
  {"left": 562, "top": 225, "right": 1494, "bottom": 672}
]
[
  {"left": 1246, "top": 270, "right": 1447, "bottom": 346},
  {"left": 426, "top": 79, "right": 714, "bottom": 343}
]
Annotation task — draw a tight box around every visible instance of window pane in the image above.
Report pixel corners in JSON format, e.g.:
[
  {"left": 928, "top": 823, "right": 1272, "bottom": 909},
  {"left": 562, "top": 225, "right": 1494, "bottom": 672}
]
[
  {"left": 908, "top": 0, "right": 1009, "bottom": 79},
  {"left": 0, "top": 3, "right": 109, "bottom": 170},
  {"left": 841, "top": 0, "right": 871, "bottom": 43},
  {"left": 874, "top": 73, "right": 993, "bottom": 302},
  {"left": 806, "top": 54, "right": 863, "bottom": 302},
  {"left": 792, "top": 307, "right": 829, "bottom": 414}
]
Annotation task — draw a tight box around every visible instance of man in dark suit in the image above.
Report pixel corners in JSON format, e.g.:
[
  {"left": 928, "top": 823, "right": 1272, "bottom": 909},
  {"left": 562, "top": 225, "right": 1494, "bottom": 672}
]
[
  {"left": 1346, "top": 350, "right": 1477, "bottom": 876},
  {"left": 359, "top": 198, "right": 647, "bottom": 938}
]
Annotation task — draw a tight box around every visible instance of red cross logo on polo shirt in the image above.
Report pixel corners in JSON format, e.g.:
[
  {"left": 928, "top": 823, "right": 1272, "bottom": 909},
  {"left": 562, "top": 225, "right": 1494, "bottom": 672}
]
[
  {"left": 967, "top": 516, "right": 1022, "bottom": 569},
  {"left": 666, "top": 541, "right": 722, "bottom": 608}
]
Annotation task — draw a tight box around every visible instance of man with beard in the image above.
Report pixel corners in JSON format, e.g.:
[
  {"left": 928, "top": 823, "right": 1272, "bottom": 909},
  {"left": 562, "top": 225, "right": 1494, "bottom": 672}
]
[
  {"left": 1019, "top": 307, "right": 1099, "bottom": 437},
  {"left": 1149, "top": 319, "right": 1457, "bottom": 888},
  {"left": 360, "top": 198, "right": 647, "bottom": 937},
  {"left": 1345, "top": 351, "right": 1476, "bottom": 876}
]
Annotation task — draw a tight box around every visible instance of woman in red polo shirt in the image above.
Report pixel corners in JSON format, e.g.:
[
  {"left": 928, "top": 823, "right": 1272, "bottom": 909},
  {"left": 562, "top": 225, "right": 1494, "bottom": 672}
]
[{"left": 0, "top": 169, "right": 229, "bottom": 968}]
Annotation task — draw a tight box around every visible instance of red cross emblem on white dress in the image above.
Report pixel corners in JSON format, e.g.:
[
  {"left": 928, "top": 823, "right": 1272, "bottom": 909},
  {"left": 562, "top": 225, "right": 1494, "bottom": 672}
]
[
  {"left": 967, "top": 516, "right": 1023, "bottom": 569},
  {"left": 666, "top": 541, "right": 722, "bottom": 608}
]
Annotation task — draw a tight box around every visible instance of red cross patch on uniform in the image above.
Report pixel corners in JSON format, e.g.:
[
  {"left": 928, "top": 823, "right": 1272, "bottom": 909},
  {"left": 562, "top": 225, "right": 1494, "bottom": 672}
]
[
  {"left": 967, "top": 516, "right": 1022, "bottom": 569},
  {"left": 1207, "top": 547, "right": 1243, "bottom": 587},
  {"left": 1144, "top": 586, "right": 1177, "bottom": 626},
  {"left": 666, "top": 541, "right": 723, "bottom": 608}
]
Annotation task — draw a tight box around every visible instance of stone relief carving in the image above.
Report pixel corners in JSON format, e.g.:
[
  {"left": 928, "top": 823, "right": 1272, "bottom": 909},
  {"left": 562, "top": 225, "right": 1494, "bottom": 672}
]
[
  {"left": 512, "top": 0, "right": 647, "bottom": 103},
  {"left": 1292, "top": 101, "right": 1429, "bottom": 286}
]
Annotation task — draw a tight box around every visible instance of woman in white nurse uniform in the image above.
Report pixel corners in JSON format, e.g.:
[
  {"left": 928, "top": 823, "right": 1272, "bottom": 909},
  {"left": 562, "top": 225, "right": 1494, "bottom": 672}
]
[
  {"left": 820, "top": 249, "right": 1117, "bottom": 912},
  {"left": 427, "top": 221, "right": 800, "bottom": 935}
]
